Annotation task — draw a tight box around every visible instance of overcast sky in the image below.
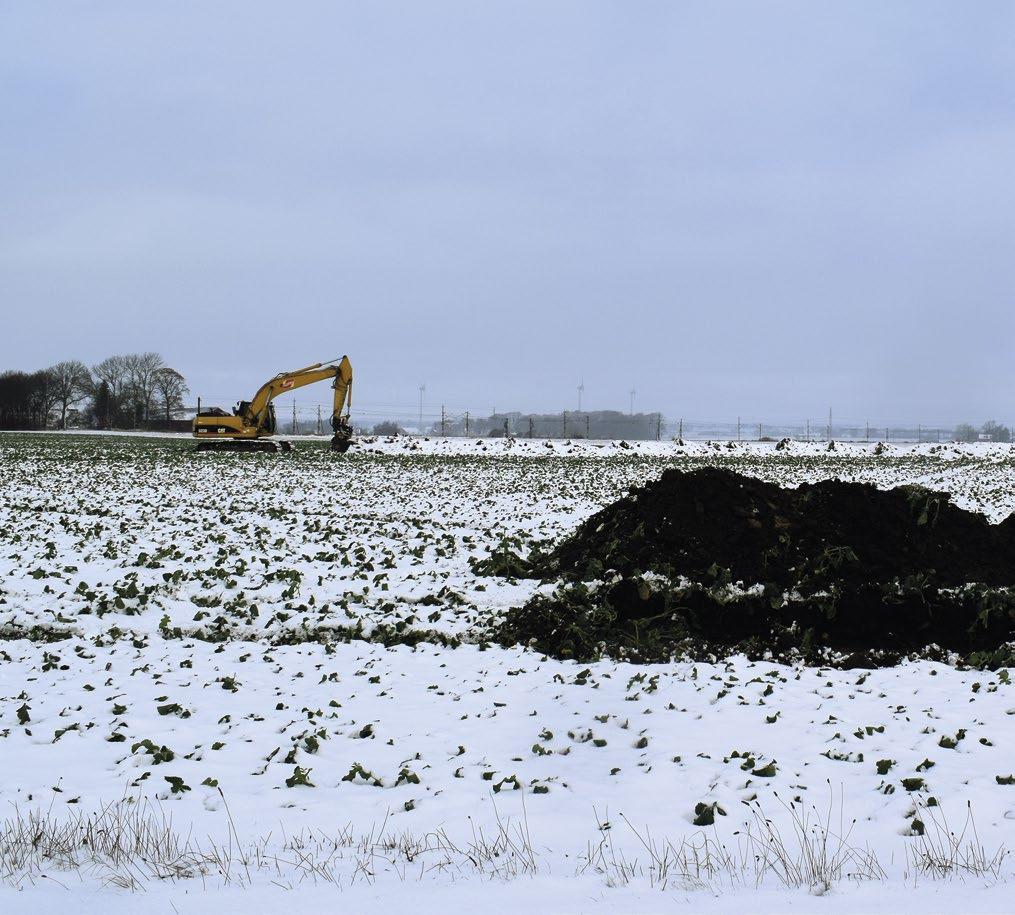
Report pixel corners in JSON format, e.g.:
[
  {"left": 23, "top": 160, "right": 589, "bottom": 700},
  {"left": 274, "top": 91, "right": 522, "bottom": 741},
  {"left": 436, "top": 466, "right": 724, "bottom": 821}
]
[{"left": 2, "top": 2, "right": 1013, "bottom": 425}]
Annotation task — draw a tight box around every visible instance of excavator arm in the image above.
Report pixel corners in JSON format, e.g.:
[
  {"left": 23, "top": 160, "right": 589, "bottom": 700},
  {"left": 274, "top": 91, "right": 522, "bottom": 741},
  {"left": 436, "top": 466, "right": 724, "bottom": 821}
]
[
  {"left": 194, "top": 356, "right": 354, "bottom": 453},
  {"left": 245, "top": 356, "right": 352, "bottom": 442}
]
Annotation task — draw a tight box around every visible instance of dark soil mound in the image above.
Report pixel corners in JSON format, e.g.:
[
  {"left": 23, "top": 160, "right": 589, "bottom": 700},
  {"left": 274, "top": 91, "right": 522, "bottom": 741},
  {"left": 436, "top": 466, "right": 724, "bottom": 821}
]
[{"left": 494, "top": 468, "right": 1015, "bottom": 666}]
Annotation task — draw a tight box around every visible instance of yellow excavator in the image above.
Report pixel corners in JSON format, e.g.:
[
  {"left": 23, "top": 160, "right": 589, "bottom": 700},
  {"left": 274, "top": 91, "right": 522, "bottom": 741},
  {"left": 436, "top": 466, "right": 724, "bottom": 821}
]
[{"left": 193, "top": 356, "right": 354, "bottom": 453}]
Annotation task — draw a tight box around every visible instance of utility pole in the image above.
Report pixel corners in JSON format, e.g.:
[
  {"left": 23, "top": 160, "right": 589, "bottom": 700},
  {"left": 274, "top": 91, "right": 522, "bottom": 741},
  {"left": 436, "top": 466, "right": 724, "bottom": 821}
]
[
  {"left": 464, "top": 411, "right": 470, "bottom": 436},
  {"left": 656, "top": 415, "right": 662, "bottom": 441},
  {"left": 577, "top": 379, "right": 584, "bottom": 413},
  {"left": 806, "top": 419, "right": 810, "bottom": 442},
  {"left": 629, "top": 387, "right": 636, "bottom": 415},
  {"left": 292, "top": 401, "right": 298, "bottom": 436},
  {"left": 586, "top": 414, "right": 590, "bottom": 438},
  {"left": 528, "top": 417, "right": 534, "bottom": 439},
  {"left": 418, "top": 384, "right": 426, "bottom": 435},
  {"left": 563, "top": 410, "right": 568, "bottom": 439},
  {"left": 441, "top": 405, "right": 446, "bottom": 437},
  {"left": 317, "top": 404, "right": 322, "bottom": 436},
  {"left": 918, "top": 423, "right": 922, "bottom": 443},
  {"left": 678, "top": 418, "right": 683, "bottom": 442},
  {"left": 865, "top": 420, "right": 869, "bottom": 443},
  {"left": 757, "top": 422, "right": 762, "bottom": 441}
]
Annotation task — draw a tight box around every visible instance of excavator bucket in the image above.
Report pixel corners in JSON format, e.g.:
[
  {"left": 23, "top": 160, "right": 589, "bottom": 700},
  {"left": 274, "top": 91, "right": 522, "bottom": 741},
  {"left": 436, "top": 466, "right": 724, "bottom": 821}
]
[{"left": 331, "top": 414, "right": 353, "bottom": 453}]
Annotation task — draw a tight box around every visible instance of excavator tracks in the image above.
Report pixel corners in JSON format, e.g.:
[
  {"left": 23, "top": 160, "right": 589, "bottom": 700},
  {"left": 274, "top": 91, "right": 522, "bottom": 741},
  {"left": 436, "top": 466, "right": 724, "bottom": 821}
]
[{"left": 195, "top": 440, "right": 293, "bottom": 453}]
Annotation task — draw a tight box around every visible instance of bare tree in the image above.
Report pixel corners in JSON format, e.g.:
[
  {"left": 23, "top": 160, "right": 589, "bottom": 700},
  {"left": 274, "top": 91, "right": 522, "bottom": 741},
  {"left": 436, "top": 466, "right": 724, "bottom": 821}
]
[
  {"left": 982, "top": 420, "right": 1011, "bottom": 443},
  {"left": 151, "top": 367, "right": 189, "bottom": 422},
  {"left": 27, "top": 369, "right": 59, "bottom": 428},
  {"left": 91, "top": 355, "right": 129, "bottom": 427},
  {"left": 124, "top": 352, "right": 165, "bottom": 425},
  {"left": 953, "top": 423, "right": 978, "bottom": 443},
  {"left": 48, "top": 360, "right": 92, "bottom": 429}
]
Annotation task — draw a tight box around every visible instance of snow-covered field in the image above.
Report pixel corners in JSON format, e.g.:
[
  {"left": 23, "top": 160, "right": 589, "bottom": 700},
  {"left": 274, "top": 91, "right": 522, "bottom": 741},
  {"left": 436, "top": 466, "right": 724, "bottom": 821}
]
[{"left": 2, "top": 432, "right": 1014, "bottom": 913}]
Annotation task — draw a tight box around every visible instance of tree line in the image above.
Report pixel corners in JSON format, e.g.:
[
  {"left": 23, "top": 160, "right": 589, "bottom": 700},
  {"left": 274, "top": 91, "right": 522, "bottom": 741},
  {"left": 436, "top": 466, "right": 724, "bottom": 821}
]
[
  {"left": 0, "top": 353, "right": 189, "bottom": 431},
  {"left": 953, "top": 420, "right": 1011, "bottom": 443}
]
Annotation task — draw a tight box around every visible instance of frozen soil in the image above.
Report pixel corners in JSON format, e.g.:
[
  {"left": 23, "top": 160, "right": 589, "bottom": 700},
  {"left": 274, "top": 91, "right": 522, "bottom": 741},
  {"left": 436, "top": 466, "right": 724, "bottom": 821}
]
[
  {"left": 2, "top": 432, "right": 1015, "bottom": 912},
  {"left": 497, "top": 467, "right": 1015, "bottom": 665}
]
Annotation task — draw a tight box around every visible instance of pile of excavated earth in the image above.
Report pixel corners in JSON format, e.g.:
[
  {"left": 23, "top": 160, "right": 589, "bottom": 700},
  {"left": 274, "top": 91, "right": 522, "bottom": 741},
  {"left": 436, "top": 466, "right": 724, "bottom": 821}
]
[{"left": 492, "top": 467, "right": 1015, "bottom": 666}]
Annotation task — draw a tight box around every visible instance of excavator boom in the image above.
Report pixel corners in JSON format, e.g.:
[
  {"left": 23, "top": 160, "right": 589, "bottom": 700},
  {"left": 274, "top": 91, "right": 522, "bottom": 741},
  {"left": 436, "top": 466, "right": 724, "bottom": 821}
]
[{"left": 193, "top": 356, "right": 353, "bottom": 453}]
